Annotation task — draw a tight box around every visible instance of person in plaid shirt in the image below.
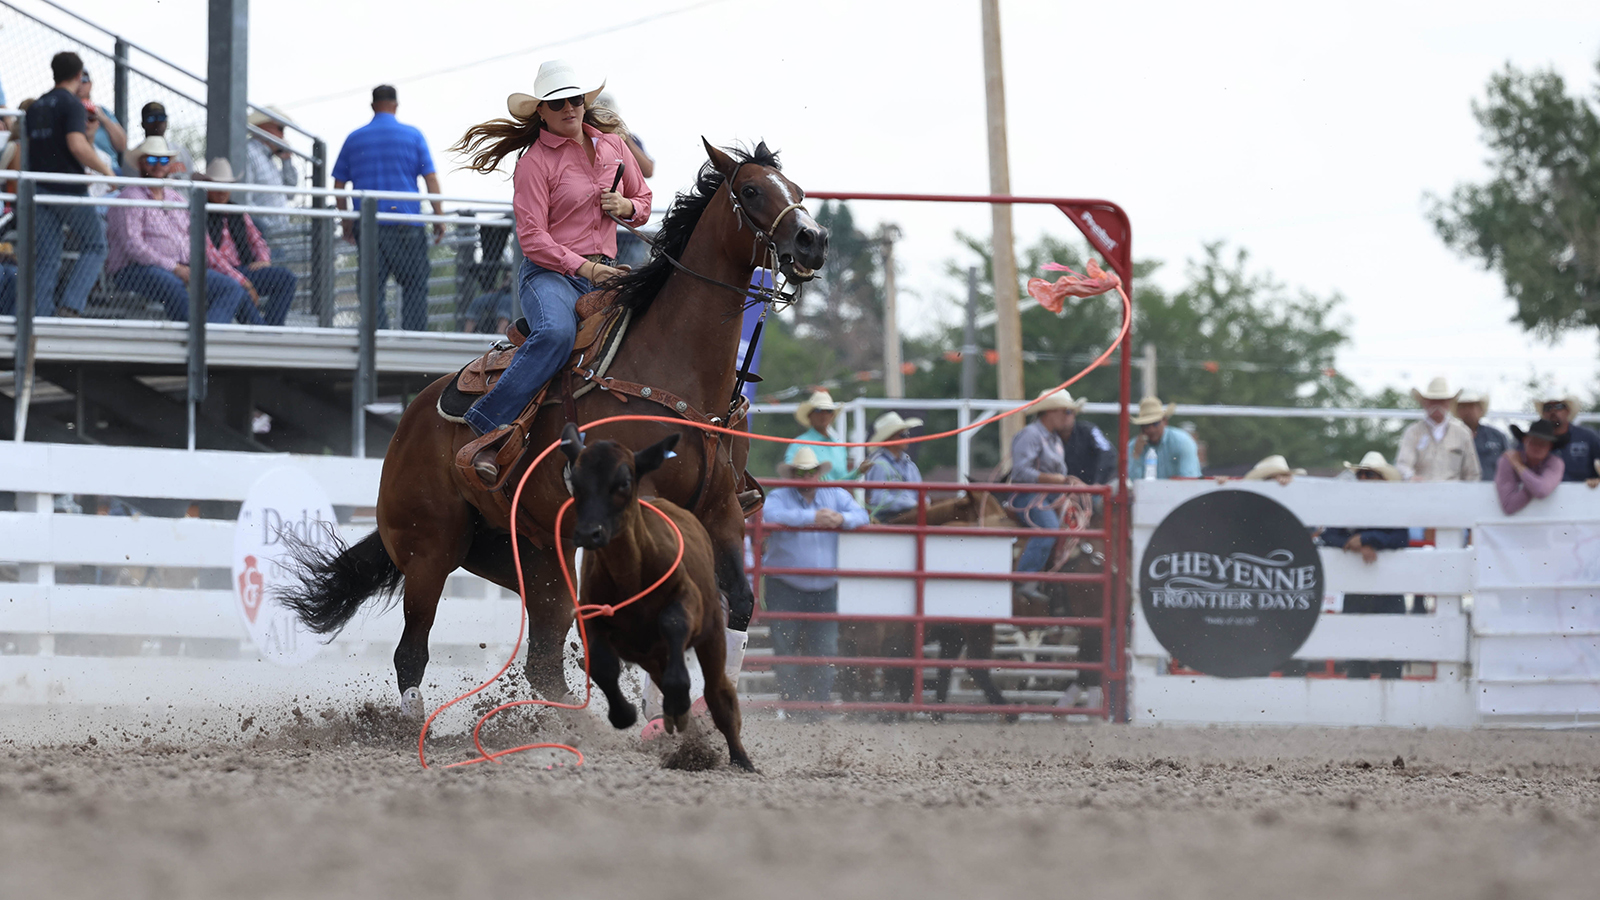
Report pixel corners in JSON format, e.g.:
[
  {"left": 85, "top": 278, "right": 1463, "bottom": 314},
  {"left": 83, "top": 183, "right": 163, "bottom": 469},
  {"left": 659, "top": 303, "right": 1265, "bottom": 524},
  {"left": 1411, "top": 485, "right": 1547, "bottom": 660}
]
[
  {"left": 106, "top": 138, "right": 262, "bottom": 324},
  {"left": 197, "top": 157, "right": 297, "bottom": 325}
]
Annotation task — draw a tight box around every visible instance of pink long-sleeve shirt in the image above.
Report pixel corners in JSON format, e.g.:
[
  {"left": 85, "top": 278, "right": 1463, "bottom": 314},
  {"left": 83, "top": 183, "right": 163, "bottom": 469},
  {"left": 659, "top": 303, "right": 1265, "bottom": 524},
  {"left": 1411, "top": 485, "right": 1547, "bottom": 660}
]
[
  {"left": 106, "top": 184, "right": 191, "bottom": 274},
  {"left": 204, "top": 212, "right": 272, "bottom": 289},
  {"left": 1495, "top": 453, "right": 1565, "bottom": 514},
  {"left": 513, "top": 124, "right": 651, "bottom": 276}
]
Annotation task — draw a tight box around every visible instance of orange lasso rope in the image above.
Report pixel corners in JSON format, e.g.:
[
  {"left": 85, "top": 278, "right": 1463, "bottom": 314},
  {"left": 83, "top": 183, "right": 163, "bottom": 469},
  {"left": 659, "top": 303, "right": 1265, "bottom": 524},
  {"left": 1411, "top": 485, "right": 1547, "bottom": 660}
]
[{"left": 418, "top": 279, "right": 1131, "bottom": 770}]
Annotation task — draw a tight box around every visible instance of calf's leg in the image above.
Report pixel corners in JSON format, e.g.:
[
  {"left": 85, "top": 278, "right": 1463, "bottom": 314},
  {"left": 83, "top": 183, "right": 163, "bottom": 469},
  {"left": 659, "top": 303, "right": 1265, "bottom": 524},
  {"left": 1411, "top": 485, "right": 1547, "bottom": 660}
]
[
  {"left": 657, "top": 601, "right": 693, "bottom": 734},
  {"left": 694, "top": 626, "right": 754, "bottom": 772},
  {"left": 588, "top": 635, "right": 637, "bottom": 730}
]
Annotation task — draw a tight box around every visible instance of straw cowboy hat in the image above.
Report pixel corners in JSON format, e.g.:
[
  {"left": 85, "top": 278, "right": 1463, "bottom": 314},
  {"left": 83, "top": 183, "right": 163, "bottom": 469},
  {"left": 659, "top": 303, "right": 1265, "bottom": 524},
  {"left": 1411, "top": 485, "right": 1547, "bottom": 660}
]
[
  {"left": 246, "top": 105, "right": 293, "bottom": 128},
  {"left": 777, "top": 446, "right": 832, "bottom": 478},
  {"left": 124, "top": 135, "right": 172, "bottom": 172},
  {"left": 1031, "top": 388, "right": 1087, "bottom": 416},
  {"left": 1410, "top": 376, "right": 1460, "bottom": 405},
  {"left": 1130, "top": 395, "right": 1176, "bottom": 426},
  {"left": 870, "top": 411, "right": 924, "bottom": 444},
  {"left": 794, "top": 389, "right": 840, "bottom": 427},
  {"left": 1343, "top": 450, "right": 1402, "bottom": 482},
  {"left": 507, "top": 59, "right": 606, "bottom": 119},
  {"left": 1242, "top": 455, "right": 1306, "bottom": 481},
  {"left": 1532, "top": 393, "right": 1583, "bottom": 414},
  {"left": 197, "top": 157, "right": 237, "bottom": 183}
]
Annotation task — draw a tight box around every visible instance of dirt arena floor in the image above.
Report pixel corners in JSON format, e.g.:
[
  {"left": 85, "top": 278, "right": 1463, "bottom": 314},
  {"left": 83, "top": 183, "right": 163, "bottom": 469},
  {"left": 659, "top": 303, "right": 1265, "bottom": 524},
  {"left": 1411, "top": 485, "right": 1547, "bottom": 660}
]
[{"left": 3, "top": 709, "right": 1598, "bottom": 900}]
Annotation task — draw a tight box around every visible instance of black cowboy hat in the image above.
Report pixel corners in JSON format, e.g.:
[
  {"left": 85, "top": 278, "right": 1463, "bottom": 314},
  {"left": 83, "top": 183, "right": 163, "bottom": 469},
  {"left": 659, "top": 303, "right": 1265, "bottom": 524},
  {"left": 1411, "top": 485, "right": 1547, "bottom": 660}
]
[{"left": 1510, "top": 419, "right": 1568, "bottom": 447}]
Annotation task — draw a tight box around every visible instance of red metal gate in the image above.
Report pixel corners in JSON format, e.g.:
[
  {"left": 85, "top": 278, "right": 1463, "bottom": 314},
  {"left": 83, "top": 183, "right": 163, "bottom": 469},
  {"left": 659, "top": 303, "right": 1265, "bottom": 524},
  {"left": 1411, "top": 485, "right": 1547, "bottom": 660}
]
[{"left": 749, "top": 192, "right": 1134, "bottom": 720}]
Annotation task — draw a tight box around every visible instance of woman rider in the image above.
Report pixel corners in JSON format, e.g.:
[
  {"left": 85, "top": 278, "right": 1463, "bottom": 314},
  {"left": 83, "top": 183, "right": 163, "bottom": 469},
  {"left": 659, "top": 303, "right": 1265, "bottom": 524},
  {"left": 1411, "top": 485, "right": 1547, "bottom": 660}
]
[{"left": 450, "top": 60, "right": 652, "bottom": 483}]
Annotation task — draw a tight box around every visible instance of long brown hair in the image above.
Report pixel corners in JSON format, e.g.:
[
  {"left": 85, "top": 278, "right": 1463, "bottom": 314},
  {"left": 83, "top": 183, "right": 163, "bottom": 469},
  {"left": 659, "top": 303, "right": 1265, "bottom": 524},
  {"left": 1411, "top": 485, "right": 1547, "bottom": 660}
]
[{"left": 452, "top": 103, "right": 628, "bottom": 175}]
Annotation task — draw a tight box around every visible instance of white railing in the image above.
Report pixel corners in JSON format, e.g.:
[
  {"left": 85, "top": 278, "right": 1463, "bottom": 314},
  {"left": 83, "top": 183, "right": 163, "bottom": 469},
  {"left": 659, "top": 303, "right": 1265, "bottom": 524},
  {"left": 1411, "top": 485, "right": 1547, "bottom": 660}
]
[
  {"left": 0, "top": 441, "right": 527, "bottom": 729},
  {"left": 1129, "top": 478, "right": 1600, "bottom": 727}
]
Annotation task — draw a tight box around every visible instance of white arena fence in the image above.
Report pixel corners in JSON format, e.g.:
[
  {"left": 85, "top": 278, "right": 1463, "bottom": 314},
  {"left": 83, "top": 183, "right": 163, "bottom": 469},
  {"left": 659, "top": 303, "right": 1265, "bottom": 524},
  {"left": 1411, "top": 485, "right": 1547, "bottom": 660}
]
[
  {"left": 1130, "top": 478, "right": 1600, "bottom": 728},
  {"left": 0, "top": 441, "right": 528, "bottom": 731}
]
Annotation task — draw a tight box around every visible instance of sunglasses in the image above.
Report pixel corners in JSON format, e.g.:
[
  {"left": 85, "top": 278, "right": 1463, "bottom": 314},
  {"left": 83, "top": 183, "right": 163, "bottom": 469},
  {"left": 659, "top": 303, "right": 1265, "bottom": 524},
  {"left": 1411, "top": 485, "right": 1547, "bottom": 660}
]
[
  {"left": 543, "top": 95, "right": 584, "bottom": 111},
  {"left": 1544, "top": 402, "right": 1568, "bottom": 412},
  {"left": 144, "top": 155, "right": 171, "bottom": 165}
]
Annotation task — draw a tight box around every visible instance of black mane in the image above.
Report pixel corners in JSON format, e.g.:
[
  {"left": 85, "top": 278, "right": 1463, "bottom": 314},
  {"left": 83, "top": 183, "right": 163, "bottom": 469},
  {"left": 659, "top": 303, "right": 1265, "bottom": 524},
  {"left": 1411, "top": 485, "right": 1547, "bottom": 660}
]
[{"left": 604, "top": 143, "right": 782, "bottom": 316}]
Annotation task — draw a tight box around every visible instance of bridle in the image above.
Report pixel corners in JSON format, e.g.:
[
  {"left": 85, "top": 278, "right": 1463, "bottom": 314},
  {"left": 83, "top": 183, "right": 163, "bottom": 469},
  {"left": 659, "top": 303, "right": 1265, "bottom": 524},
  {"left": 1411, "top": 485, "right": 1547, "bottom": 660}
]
[{"left": 607, "top": 162, "right": 810, "bottom": 310}]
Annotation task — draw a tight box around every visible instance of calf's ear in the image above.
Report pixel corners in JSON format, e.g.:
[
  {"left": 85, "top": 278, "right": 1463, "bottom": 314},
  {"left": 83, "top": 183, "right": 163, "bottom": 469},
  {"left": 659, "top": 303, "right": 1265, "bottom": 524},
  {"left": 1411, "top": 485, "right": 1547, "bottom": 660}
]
[
  {"left": 633, "top": 432, "right": 681, "bottom": 478},
  {"left": 560, "top": 422, "right": 584, "bottom": 462}
]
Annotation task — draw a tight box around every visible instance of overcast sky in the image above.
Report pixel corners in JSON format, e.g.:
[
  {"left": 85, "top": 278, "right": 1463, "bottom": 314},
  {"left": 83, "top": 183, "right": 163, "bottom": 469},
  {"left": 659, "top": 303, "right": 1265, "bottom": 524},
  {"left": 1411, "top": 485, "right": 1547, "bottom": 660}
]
[{"left": 24, "top": 0, "right": 1600, "bottom": 410}]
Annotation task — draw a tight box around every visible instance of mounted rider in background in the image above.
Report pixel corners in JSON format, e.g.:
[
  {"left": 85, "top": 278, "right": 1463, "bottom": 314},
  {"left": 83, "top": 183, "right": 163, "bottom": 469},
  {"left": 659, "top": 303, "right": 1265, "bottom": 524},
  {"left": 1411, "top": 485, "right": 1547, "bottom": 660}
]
[{"left": 449, "top": 59, "right": 652, "bottom": 484}]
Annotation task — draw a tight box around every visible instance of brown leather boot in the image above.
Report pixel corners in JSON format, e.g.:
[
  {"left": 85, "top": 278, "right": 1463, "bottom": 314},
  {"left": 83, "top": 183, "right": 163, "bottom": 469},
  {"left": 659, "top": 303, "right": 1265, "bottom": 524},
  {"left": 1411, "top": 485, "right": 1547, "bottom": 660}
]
[{"left": 471, "top": 426, "right": 512, "bottom": 485}]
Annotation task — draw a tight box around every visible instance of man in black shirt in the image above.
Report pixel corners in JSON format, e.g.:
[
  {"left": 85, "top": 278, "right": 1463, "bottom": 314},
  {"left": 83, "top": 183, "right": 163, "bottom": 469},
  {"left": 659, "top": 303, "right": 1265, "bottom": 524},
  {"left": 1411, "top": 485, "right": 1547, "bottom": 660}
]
[
  {"left": 1053, "top": 390, "right": 1114, "bottom": 485},
  {"left": 25, "top": 52, "right": 114, "bottom": 317}
]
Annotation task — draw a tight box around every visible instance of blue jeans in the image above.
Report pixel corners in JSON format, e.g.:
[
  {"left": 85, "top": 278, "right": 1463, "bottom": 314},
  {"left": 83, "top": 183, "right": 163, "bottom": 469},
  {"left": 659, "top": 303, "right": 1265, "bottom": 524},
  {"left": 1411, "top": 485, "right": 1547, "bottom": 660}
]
[
  {"left": 33, "top": 200, "right": 109, "bottom": 315},
  {"left": 112, "top": 265, "right": 264, "bottom": 324},
  {"left": 368, "top": 224, "right": 431, "bottom": 330},
  {"left": 764, "top": 579, "right": 839, "bottom": 703},
  {"left": 463, "top": 260, "right": 592, "bottom": 435},
  {"left": 0, "top": 263, "right": 16, "bottom": 316},
  {"left": 1010, "top": 496, "right": 1060, "bottom": 573},
  {"left": 245, "top": 265, "right": 298, "bottom": 325}
]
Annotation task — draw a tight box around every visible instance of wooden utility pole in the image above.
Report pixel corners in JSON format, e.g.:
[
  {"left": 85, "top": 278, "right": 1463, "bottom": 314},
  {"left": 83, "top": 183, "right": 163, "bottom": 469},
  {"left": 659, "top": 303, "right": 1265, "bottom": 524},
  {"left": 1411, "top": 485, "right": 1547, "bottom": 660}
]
[
  {"left": 879, "top": 224, "right": 904, "bottom": 398},
  {"left": 981, "top": 0, "right": 1024, "bottom": 458}
]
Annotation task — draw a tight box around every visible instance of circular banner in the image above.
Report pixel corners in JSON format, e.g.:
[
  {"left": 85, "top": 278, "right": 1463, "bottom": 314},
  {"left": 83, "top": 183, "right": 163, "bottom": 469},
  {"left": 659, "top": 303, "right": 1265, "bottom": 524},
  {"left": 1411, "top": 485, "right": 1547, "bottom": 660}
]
[
  {"left": 232, "top": 467, "right": 338, "bottom": 666},
  {"left": 1140, "top": 490, "right": 1323, "bottom": 678}
]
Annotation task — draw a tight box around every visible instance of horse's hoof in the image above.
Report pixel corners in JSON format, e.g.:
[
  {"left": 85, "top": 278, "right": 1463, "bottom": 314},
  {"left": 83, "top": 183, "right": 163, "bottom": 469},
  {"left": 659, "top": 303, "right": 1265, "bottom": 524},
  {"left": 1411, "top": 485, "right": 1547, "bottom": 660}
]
[
  {"left": 731, "top": 753, "right": 756, "bottom": 773},
  {"left": 400, "top": 687, "right": 425, "bottom": 718},
  {"left": 665, "top": 713, "right": 690, "bottom": 734},
  {"left": 640, "top": 717, "right": 667, "bottom": 742}
]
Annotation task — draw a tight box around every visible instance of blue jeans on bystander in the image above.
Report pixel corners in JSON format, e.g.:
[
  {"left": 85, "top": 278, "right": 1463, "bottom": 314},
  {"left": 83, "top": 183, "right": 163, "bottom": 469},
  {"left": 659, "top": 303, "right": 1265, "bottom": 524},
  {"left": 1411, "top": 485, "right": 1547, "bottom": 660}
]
[
  {"left": 33, "top": 203, "right": 108, "bottom": 316},
  {"left": 763, "top": 578, "right": 839, "bottom": 703},
  {"left": 244, "top": 265, "right": 298, "bottom": 326},
  {"left": 112, "top": 265, "right": 264, "bottom": 324},
  {"left": 1010, "top": 495, "right": 1061, "bottom": 573}
]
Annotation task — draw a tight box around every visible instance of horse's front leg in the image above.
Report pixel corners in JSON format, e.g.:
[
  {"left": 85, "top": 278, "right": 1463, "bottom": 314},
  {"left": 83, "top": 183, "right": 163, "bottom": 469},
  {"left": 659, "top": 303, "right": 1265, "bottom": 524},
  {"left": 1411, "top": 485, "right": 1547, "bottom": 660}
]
[{"left": 705, "top": 492, "right": 753, "bottom": 684}]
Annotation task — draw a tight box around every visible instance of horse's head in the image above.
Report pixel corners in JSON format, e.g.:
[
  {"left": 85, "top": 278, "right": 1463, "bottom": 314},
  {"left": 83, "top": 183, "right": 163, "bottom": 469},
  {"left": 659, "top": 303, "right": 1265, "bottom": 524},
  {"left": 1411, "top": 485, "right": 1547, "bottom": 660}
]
[
  {"left": 559, "top": 423, "right": 681, "bottom": 551},
  {"left": 702, "top": 138, "right": 827, "bottom": 282}
]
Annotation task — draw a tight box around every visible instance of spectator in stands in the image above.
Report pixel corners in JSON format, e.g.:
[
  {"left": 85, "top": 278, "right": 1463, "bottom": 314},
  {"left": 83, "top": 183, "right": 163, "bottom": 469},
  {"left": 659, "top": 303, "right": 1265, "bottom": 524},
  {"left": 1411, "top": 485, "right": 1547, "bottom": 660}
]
[
  {"left": 785, "top": 390, "right": 855, "bottom": 481},
  {"left": 862, "top": 411, "right": 924, "bottom": 522},
  {"left": 0, "top": 262, "right": 16, "bottom": 317},
  {"left": 1052, "top": 389, "right": 1114, "bottom": 485},
  {"left": 137, "top": 102, "right": 193, "bottom": 175},
  {"left": 75, "top": 69, "right": 126, "bottom": 174},
  {"left": 244, "top": 105, "right": 299, "bottom": 241},
  {"left": 332, "top": 85, "right": 445, "bottom": 331},
  {"left": 462, "top": 276, "right": 516, "bottom": 335},
  {"left": 1320, "top": 451, "right": 1408, "bottom": 680},
  {"left": 594, "top": 92, "right": 656, "bottom": 269},
  {"left": 106, "top": 137, "right": 263, "bottom": 324},
  {"left": 1394, "top": 377, "right": 1479, "bottom": 481},
  {"left": 82, "top": 101, "right": 117, "bottom": 207},
  {"left": 761, "top": 446, "right": 869, "bottom": 707},
  {"left": 197, "top": 158, "right": 298, "bottom": 326},
  {"left": 1455, "top": 390, "right": 1506, "bottom": 482},
  {"left": 1496, "top": 420, "right": 1566, "bottom": 515},
  {"left": 1127, "top": 395, "right": 1202, "bottom": 479},
  {"left": 1009, "top": 388, "right": 1080, "bottom": 599},
  {"left": 1532, "top": 393, "right": 1600, "bottom": 487},
  {"left": 1242, "top": 454, "right": 1304, "bottom": 485},
  {"left": 25, "top": 52, "right": 113, "bottom": 317}
]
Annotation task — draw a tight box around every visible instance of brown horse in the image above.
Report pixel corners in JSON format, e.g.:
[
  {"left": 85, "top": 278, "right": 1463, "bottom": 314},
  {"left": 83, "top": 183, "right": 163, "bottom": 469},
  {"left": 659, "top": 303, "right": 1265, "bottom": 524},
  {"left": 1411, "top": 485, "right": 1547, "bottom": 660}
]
[
  {"left": 560, "top": 424, "right": 752, "bottom": 771},
  {"left": 282, "top": 141, "right": 827, "bottom": 714}
]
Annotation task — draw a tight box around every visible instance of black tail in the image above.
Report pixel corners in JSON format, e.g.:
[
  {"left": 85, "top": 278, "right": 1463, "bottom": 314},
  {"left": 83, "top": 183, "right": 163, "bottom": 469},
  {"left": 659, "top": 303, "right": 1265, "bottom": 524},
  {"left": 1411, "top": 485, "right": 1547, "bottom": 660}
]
[{"left": 277, "top": 529, "right": 404, "bottom": 637}]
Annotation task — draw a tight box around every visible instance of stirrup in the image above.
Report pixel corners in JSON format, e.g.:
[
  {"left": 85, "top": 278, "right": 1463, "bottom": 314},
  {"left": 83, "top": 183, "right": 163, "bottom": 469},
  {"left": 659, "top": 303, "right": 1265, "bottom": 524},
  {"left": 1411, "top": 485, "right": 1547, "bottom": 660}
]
[{"left": 472, "top": 449, "right": 500, "bottom": 484}]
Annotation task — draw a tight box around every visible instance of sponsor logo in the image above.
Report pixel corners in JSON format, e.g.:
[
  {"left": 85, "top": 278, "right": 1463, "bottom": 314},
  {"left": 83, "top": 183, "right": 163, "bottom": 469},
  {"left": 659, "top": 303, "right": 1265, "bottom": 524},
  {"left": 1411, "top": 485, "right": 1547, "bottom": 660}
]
[
  {"left": 231, "top": 467, "right": 338, "bottom": 666},
  {"left": 1079, "top": 211, "right": 1119, "bottom": 252}
]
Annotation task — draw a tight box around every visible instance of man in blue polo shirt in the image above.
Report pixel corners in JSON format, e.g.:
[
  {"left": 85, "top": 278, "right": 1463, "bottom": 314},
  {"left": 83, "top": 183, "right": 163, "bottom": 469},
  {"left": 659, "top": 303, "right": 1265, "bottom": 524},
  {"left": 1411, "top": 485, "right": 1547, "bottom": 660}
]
[
  {"left": 1127, "top": 395, "right": 1202, "bottom": 479},
  {"left": 332, "top": 85, "right": 445, "bottom": 330}
]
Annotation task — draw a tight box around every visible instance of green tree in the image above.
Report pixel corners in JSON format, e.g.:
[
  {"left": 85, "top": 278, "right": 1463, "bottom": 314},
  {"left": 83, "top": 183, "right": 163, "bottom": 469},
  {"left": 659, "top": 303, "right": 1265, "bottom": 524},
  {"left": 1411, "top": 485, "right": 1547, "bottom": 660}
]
[{"left": 1429, "top": 59, "right": 1600, "bottom": 338}]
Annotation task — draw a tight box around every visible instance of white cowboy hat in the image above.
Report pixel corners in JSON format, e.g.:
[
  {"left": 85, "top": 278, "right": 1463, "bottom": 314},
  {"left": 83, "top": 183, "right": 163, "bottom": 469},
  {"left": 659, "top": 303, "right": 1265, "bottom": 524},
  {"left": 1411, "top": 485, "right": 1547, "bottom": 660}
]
[
  {"left": 247, "top": 105, "right": 293, "bottom": 128},
  {"left": 508, "top": 59, "right": 606, "bottom": 119},
  {"left": 1456, "top": 390, "right": 1489, "bottom": 407},
  {"left": 777, "top": 446, "right": 832, "bottom": 478},
  {"left": 1031, "top": 387, "right": 1087, "bottom": 416},
  {"left": 1343, "top": 450, "right": 1402, "bottom": 482},
  {"left": 1242, "top": 455, "right": 1305, "bottom": 481},
  {"left": 870, "top": 411, "right": 924, "bottom": 444},
  {"left": 198, "top": 157, "right": 236, "bottom": 183},
  {"left": 1130, "top": 395, "right": 1176, "bottom": 426},
  {"left": 1411, "top": 376, "right": 1460, "bottom": 404},
  {"left": 124, "top": 135, "right": 173, "bottom": 172},
  {"left": 794, "top": 389, "right": 840, "bottom": 428},
  {"left": 1532, "top": 393, "right": 1583, "bottom": 415}
]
